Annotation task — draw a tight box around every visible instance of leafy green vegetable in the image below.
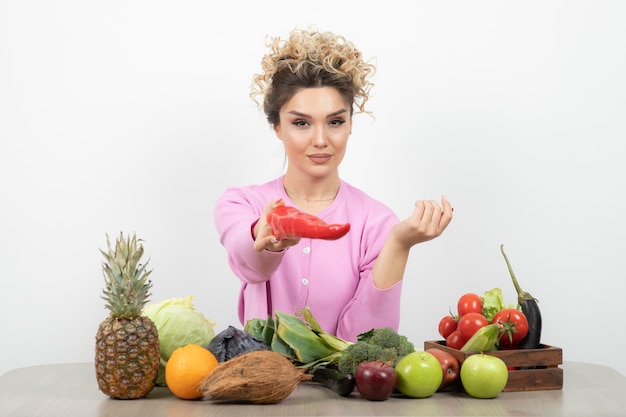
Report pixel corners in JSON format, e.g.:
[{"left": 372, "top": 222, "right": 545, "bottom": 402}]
[
  {"left": 246, "top": 307, "right": 350, "bottom": 369},
  {"left": 337, "top": 328, "right": 415, "bottom": 374},
  {"left": 244, "top": 308, "right": 415, "bottom": 374},
  {"left": 143, "top": 296, "right": 215, "bottom": 385},
  {"left": 482, "top": 287, "right": 507, "bottom": 322}
]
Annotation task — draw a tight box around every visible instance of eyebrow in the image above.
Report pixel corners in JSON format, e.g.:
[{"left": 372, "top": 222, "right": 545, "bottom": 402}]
[{"left": 286, "top": 108, "right": 348, "bottom": 118}]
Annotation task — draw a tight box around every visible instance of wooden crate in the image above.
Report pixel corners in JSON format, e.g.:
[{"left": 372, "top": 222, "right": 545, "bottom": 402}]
[{"left": 424, "top": 340, "right": 563, "bottom": 392}]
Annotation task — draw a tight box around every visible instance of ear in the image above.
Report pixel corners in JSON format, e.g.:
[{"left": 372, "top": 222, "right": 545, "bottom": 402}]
[{"left": 273, "top": 123, "right": 283, "bottom": 140}]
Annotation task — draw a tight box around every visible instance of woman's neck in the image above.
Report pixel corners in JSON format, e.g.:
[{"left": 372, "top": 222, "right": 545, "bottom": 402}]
[{"left": 282, "top": 176, "right": 340, "bottom": 214}]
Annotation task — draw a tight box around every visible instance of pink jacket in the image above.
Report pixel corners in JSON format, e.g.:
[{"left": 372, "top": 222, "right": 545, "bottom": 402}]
[{"left": 213, "top": 176, "right": 402, "bottom": 342}]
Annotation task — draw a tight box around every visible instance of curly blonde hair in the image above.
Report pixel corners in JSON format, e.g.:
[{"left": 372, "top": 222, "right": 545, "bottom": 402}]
[{"left": 250, "top": 28, "right": 376, "bottom": 126}]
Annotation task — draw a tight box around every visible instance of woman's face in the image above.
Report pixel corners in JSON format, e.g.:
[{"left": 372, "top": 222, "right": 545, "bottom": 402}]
[{"left": 274, "top": 87, "right": 351, "bottom": 180}]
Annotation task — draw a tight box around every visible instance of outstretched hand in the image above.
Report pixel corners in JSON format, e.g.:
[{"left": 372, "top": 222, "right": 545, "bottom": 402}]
[
  {"left": 392, "top": 196, "right": 454, "bottom": 249},
  {"left": 253, "top": 199, "right": 301, "bottom": 252}
]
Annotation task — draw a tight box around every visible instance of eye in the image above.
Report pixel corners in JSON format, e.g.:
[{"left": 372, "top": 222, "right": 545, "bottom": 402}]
[
  {"left": 292, "top": 119, "right": 309, "bottom": 127},
  {"left": 329, "top": 119, "right": 346, "bottom": 126}
]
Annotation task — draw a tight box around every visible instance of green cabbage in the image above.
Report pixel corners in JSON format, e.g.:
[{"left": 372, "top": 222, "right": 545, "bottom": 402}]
[{"left": 143, "top": 296, "right": 216, "bottom": 386}]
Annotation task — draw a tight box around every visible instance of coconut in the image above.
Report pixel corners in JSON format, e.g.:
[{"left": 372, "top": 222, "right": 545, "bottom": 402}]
[{"left": 200, "top": 350, "right": 312, "bottom": 404}]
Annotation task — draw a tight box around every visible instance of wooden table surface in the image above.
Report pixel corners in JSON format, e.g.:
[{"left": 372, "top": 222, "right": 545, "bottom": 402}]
[{"left": 1, "top": 361, "right": 624, "bottom": 417}]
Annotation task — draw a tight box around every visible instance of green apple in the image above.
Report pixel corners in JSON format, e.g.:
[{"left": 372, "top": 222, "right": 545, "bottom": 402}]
[
  {"left": 394, "top": 351, "right": 443, "bottom": 398},
  {"left": 460, "top": 354, "right": 509, "bottom": 398}
]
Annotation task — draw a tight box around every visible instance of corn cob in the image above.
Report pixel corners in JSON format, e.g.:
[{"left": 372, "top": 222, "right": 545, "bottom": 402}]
[{"left": 460, "top": 323, "right": 500, "bottom": 352}]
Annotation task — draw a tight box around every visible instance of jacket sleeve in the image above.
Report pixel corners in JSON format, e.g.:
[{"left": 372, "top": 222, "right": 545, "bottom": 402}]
[
  {"left": 335, "top": 274, "right": 403, "bottom": 342},
  {"left": 214, "top": 188, "right": 286, "bottom": 284},
  {"left": 334, "top": 209, "right": 402, "bottom": 342}
]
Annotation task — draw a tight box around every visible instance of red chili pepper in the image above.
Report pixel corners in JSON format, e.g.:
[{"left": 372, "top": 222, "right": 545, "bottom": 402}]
[{"left": 266, "top": 205, "right": 350, "bottom": 240}]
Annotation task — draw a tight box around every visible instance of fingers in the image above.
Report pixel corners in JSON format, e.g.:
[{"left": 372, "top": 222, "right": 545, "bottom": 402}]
[
  {"left": 253, "top": 199, "right": 284, "bottom": 252},
  {"left": 412, "top": 199, "right": 436, "bottom": 222},
  {"left": 253, "top": 232, "right": 281, "bottom": 252},
  {"left": 412, "top": 196, "right": 454, "bottom": 232},
  {"left": 253, "top": 199, "right": 300, "bottom": 252},
  {"left": 262, "top": 198, "right": 284, "bottom": 218},
  {"left": 271, "top": 198, "right": 284, "bottom": 210},
  {"left": 255, "top": 234, "right": 300, "bottom": 253},
  {"left": 439, "top": 196, "right": 454, "bottom": 229}
]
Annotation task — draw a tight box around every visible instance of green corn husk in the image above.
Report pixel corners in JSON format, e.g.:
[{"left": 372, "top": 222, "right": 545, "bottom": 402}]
[
  {"left": 302, "top": 307, "right": 325, "bottom": 334},
  {"left": 275, "top": 311, "right": 336, "bottom": 363},
  {"left": 460, "top": 323, "right": 500, "bottom": 352},
  {"left": 303, "top": 308, "right": 352, "bottom": 352},
  {"left": 271, "top": 330, "right": 297, "bottom": 357},
  {"left": 262, "top": 315, "right": 276, "bottom": 344},
  {"left": 244, "top": 307, "right": 352, "bottom": 369}
]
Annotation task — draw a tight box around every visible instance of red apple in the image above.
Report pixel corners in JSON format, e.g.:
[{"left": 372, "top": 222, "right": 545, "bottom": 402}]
[
  {"left": 354, "top": 361, "right": 398, "bottom": 401},
  {"left": 426, "top": 348, "right": 460, "bottom": 391}
]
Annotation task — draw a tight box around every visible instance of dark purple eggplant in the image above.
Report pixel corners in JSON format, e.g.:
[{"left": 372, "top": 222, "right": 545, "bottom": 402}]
[
  {"left": 311, "top": 366, "right": 355, "bottom": 397},
  {"left": 500, "top": 245, "right": 542, "bottom": 350}
]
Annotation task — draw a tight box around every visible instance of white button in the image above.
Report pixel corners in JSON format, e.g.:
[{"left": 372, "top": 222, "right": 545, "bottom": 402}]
[
  {"left": 301, "top": 278, "right": 309, "bottom": 285},
  {"left": 303, "top": 247, "right": 311, "bottom": 254},
  {"left": 295, "top": 308, "right": 304, "bottom": 316}
]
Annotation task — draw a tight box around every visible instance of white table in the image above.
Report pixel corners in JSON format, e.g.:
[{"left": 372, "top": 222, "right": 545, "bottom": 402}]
[{"left": 0, "top": 361, "right": 624, "bottom": 416}]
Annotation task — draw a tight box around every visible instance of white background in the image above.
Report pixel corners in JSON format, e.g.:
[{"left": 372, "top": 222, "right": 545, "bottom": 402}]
[{"left": 1, "top": 1, "right": 625, "bottom": 378}]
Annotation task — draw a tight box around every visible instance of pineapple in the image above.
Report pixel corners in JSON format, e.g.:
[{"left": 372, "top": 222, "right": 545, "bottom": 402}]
[{"left": 95, "top": 232, "right": 160, "bottom": 399}]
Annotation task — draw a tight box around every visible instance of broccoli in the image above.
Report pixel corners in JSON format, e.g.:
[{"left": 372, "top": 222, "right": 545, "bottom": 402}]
[
  {"left": 336, "top": 327, "right": 416, "bottom": 374},
  {"left": 359, "top": 327, "right": 415, "bottom": 356}
]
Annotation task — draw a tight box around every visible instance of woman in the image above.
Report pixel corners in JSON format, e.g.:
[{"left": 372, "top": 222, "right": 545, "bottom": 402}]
[{"left": 214, "top": 28, "right": 453, "bottom": 342}]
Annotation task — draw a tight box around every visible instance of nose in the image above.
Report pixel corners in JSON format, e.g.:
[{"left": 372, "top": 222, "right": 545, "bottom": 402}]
[{"left": 311, "top": 126, "right": 329, "bottom": 148}]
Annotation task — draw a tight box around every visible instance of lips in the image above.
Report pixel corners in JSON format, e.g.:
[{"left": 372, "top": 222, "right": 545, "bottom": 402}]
[{"left": 308, "top": 154, "right": 332, "bottom": 164}]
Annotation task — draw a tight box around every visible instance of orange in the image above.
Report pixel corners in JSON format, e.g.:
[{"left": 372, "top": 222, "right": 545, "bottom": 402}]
[{"left": 165, "top": 343, "right": 219, "bottom": 400}]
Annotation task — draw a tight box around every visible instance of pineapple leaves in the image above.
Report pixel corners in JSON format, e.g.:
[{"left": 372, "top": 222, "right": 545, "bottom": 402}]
[{"left": 100, "top": 232, "right": 153, "bottom": 318}]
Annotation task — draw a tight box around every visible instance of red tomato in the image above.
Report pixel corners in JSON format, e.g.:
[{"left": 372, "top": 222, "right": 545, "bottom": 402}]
[
  {"left": 457, "top": 293, "right": 482, "bottom": 317},
  {"left": 445, "top": 329, "right": 465, "bottom": 350},
  {"left": 458, "top": 312, "right": 489, "bottom": 341},
  {"left": 438, "top": 315, "right": 458, "bottom": 339},
  {"left": 492, "top": 308, "right": 529, "bottom": 347}
]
